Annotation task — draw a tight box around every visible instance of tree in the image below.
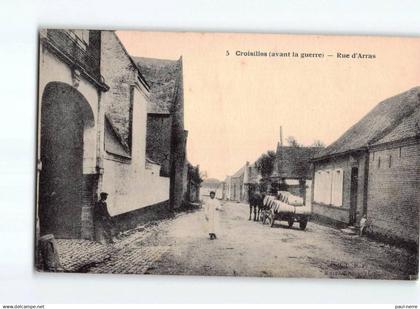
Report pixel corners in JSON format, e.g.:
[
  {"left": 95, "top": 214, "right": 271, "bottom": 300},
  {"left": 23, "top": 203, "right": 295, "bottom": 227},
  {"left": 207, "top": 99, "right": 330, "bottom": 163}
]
[
  {"left": 255, "top": 151, "right": 276, "bottom": 178},
  {"left": 286, "top": 136, "right": 300, "bottom": 147},
  {"left": 311, "top": 140, "right": 325, "bottom": 147},
  {"left": 200, "top": 170, "right": 208, "bottom": 180}
]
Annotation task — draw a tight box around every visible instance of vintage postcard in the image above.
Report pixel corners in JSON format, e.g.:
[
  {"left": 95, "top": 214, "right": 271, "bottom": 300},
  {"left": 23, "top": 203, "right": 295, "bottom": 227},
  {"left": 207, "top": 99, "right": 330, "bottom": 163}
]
[{"left": 36, "top": 30, "right": 419, "bottom": 279}]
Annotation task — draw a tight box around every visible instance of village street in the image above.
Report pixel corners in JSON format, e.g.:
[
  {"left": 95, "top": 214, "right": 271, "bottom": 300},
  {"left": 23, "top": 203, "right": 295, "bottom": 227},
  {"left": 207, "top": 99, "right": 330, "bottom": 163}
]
[{"left": 75, "top": 199, "right": 417, "bottom": 279}]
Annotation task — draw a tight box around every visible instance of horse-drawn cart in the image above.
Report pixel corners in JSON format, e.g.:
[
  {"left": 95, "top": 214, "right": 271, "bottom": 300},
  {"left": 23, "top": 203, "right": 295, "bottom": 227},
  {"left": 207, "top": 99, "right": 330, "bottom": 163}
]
[{"left": 261, "top": 192, "right": 311, "bottom": 230}]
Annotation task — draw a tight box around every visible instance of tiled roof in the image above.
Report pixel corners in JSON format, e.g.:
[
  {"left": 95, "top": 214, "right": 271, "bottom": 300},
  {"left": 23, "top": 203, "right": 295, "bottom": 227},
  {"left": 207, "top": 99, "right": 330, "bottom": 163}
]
[
  {"left": 231, "top": 165, "right": 246, "bottom": 178},
  {"left": 133, "top": 57, "right": 181, "bottom": 114},
  {"left": 274, "top": 146, "right": 322, "bottom": 179},
  {"left": 315, "top": 87, "right": 420, "bottom": 159},
  {"left": 372, "top": 107, "right": 420, "bottom": 145}
]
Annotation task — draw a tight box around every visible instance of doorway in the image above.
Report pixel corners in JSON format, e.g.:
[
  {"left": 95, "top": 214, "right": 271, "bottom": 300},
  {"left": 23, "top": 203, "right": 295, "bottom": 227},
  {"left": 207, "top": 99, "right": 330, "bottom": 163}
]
[
  {"left": 349, "top": 167, "right": 359, "bottom": 226},
  {"left": 39, "top": 82, "right": 95, "bottom": 239}
]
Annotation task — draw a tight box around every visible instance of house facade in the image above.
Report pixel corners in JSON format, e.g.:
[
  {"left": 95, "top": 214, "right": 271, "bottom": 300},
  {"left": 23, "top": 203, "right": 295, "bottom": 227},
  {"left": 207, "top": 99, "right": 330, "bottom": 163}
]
[
  {"left": 270, "top": 144, "right": 321, "bottom": 199},
  {"left": 37, "top": 29, "right": 109, "bottom": 239},
  {"left": 367, "top": 107, "right": 420, "bottom": 245},
  {"left": 230, "top": 164, "right": 246, "bottom": 202},
  {"left": 311, "top": 87, "right": 420, "bottom": 246},
  {"left": 37, "top": 30, "right": 181, "bottom": 240},
  {"left": 220, "top": 176, "right": 233, "bottom": 200},
  {"left": 134, "top": 57, "right": 189, "bottom": 210},
  {"left": 225, "top": 161, "right": 261, "bottom": 203},
  {"left": 99, "top": 31, "right": 170, "bottom": 223}
]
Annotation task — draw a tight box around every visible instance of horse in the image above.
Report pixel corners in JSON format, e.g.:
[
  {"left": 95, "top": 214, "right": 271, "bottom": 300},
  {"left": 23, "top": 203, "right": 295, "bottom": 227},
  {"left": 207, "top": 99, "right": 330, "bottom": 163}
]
[{"left": 248, "top": 189, "right": 264, "bottom": 221}]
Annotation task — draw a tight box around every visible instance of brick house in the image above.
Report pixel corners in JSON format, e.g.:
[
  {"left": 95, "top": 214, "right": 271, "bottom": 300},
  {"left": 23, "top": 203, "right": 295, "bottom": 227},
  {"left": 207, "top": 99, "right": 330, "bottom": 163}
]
[
  {"left": 134, "top": 57, "right": 189, "bottom": 210},
  {"left": 367, "top": 104, "right": 420, "bottom": 246},
  {"left": 311, "top": 87, "right": 419, "bottom": 246}
]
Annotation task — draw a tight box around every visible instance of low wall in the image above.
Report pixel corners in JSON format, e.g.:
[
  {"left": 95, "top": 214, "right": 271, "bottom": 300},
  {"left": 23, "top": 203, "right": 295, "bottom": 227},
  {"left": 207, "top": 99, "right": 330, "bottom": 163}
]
[
  {"left": 102, "top": 158, "right": 170, "bottom": 217},
  {"left": 113, "top": 199, "right": 170, "bottom": 232},
  {"left": 312, "top": 203, "right": 350, "bottom": 223}
]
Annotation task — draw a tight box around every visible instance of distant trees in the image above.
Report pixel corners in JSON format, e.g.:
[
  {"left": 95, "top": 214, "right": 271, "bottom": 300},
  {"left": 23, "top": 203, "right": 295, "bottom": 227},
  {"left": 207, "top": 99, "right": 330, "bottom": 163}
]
[
  {"left": 200, "top": 170, "right": 208, "bottom": 181},
  {"left": 286, "top": 136, "right": 325, "bottom": 148},
  {"left": 255, "top": 150, "right": 276, "bottom": 178}
]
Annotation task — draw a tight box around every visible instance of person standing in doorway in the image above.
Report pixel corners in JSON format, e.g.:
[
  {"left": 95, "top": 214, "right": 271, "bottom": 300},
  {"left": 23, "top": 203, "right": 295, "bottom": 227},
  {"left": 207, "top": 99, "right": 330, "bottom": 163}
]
[
  {"left": 94, "top": 192, "right": 115, "bottom": 244},
  {"left": 204, "top": 191, "right": 222, "bottom": 240}
]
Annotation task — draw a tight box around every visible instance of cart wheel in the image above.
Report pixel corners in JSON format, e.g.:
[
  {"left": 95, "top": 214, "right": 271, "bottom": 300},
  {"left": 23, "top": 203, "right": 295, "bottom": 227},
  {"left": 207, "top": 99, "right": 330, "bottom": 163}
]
[
  {"left": 299, "top": 218, "right": 308, "bottom": 230},
  {"left": 270, "top": 213, "right": 275, "bottom": 227},
  {"left": 287, "top": 217, "right": 294, "bottom": 228},
  {"left": 261, "top": 212, "right": 265, "bottom": 224}
]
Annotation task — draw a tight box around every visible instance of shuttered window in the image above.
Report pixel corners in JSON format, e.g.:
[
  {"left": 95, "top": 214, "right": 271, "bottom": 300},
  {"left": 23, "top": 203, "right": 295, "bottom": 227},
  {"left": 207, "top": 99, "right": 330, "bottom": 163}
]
[
  {"left": 314, "top": 168, "right": 343, "bottom": 206},
  {"left": 331, "top": 169, "right": 344, "bottom": 206}
]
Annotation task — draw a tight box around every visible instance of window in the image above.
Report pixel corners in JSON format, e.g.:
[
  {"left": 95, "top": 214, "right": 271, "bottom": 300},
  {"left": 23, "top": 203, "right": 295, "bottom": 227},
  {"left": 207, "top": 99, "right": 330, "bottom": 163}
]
[
  {"left": 399, "top": 147, "right": 402, "bottom": 158},
  {"left": 331, "top": 169, "right": 344, "bottom": 206},
  {"left": 314, "top": 168, "right": 343, "bottom": 206},
  {"left": 323, "top": 170, "right": 332, "bottom": 205},
  {"left": 389, "top": 155, "right": 392, "bottom": 168},
  {"left": 378, "top": 157, "right": 381, "bottom": 169}
]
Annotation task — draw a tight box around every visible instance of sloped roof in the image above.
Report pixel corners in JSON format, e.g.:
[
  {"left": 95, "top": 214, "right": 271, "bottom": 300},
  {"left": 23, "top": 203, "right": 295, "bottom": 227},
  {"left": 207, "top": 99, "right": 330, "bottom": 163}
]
[
  {"left": 232, "top": 164, "right": 246, "bottom": 178},
  {"left": 133, "top": 57, "right": 180, "bottom": 114},
  {"left": 104, "top": 115, "right": 131, "bottom": 158},
  {"left": 274, "top": 146, "right": 322, "bottom": 178},
  {"left": 372, "top": 107, "right": 420, "bottom": 145},
  {"left": 315, "top": 87, "right": 420, "bottom": 159},
  {"left": 246, "top": 164, "right": 261, "bottom": 184}
]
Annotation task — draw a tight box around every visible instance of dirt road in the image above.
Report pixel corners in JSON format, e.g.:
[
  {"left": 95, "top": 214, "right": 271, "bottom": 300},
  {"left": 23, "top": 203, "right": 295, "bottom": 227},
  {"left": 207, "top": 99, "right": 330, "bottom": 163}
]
[{"left": 86, "top": 200, "right": 418, "bottom": 279}]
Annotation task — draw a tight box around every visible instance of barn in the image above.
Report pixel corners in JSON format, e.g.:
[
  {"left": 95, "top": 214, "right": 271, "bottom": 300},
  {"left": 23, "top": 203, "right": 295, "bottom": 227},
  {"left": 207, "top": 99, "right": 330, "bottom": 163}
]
[{"left": 311, "top": 87, "right": 420, "bottom": 247}]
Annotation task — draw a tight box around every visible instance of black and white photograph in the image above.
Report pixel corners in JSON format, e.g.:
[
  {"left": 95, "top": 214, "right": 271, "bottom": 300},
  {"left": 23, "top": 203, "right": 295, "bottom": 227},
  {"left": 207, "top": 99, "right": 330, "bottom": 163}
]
[
  {"left": 2, "top": 0, "right": 420, "bottom": 306},
  {"left": 35, "top": 29, "right": 419, "bottom": 280}
]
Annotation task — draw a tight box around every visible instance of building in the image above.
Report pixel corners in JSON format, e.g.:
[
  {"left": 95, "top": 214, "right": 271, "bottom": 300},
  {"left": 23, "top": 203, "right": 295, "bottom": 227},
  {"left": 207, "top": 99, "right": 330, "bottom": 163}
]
[
  {"left": 134, "top": 57, "right": 188, "bottom": 210},
  {"left": 366, "top": 103, "right": 420, "bottom": 246},
  {"left": 183, "top": 162, "right": 202, "bottom": 204},
  {"left": 99, "top": 31, "right": 170, "bottom": 231},
  {"left": 230, "top": 164, "right": 246, "bottom": 202},
  {"left": 215, "top": 180, "right": 225, "bottom": 200},
  {"left": 311, "top": 87, "right": 420, "bottom": 246},
  {"left": 227, "top": 162, "right": 261, "bottom": 203},
  {"left": 219, "top": 176, "right": 232, "bottom": 200},
  {"left": 38, "top": 29, "right": 109, "bottom": 239},
  {"left": 270, "top": 144, "right": 322, "bottom": 198},
  {"left": 37, "top": 30, "right": 177, "bottom": 240}
]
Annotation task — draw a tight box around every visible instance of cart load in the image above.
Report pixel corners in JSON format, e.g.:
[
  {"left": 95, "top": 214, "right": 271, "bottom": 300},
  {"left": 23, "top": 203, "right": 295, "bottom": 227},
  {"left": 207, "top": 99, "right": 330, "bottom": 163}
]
[{"left": 261, "top": 191, "right": 311, "bottom": 230}]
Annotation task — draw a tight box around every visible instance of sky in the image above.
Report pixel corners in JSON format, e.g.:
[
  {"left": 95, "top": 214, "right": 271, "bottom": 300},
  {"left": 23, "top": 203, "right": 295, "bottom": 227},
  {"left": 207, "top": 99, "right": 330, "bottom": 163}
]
[{"left": 117, "top": 31, "right": 420, "bottom": 180}]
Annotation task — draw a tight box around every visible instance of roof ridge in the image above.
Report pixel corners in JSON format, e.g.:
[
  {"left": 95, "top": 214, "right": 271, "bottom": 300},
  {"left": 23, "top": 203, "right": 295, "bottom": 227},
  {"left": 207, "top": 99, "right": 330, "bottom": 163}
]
[
  {"left": 315, "top": 86, "right": 420, "bottom": 159},
  {"left": 368, "top": 99, "right": 419, "bottom": 146}
]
